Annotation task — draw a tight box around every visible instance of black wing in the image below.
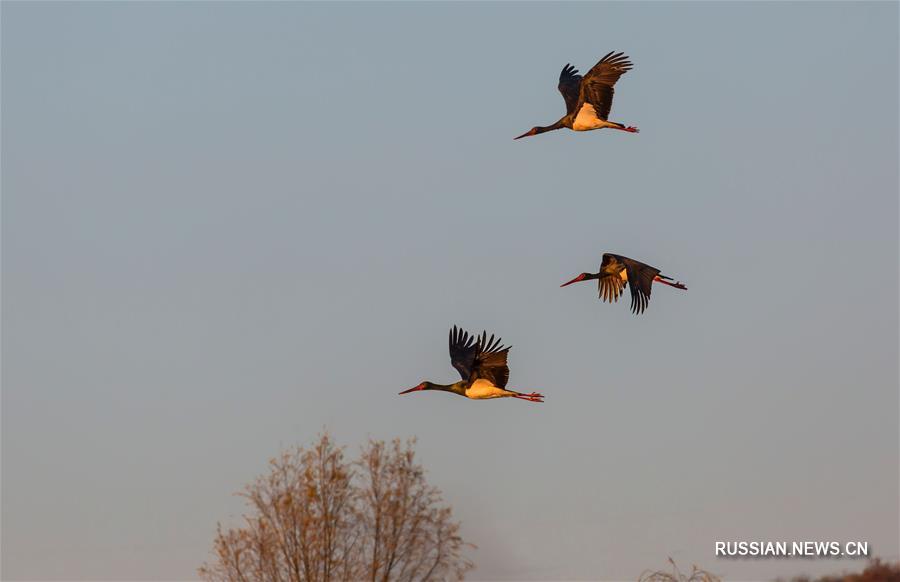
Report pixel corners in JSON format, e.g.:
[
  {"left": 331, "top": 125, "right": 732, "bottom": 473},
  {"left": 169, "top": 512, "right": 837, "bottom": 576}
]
[
  {"left": 449, "top": 326, "right": 511, "bottom": 388},
  {"left": 471, "top": 331, "right": 511, "bottom": 389},
  {"left": 558, "top": 63, "right": 583, "bottom": 115},
  {"left": 608, "top": 254, "right": 660, "bottom": 315},
  {"left": 449, "top": 325, "right": 478, "bottom": 381},
  {"left": 578, "top": 51, "right": 633, "bottom": 120}
]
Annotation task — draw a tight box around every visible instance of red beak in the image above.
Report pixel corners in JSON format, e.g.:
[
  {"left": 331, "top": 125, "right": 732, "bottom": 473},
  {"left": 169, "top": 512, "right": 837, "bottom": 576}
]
[
  {"left": 560, "top": 274, "right": 586, "bottom": 287},
  {"left": 514, "top": 129, "right": 534, "bottom": 140},
  {"left": 399, "top": 385, "right": 423, "bottom": 395}
]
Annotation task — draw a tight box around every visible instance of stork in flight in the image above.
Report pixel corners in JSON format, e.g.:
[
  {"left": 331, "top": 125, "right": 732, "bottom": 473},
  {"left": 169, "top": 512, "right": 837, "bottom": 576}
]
[
  {"left": 399, "top": 326, "right": 544, "bottom": 403},
  {"left": 561, "top": 253, "right": 687, "bottom": 314},
  {"left": 515, "top": 51, "right": 639, "bottom": 140}
]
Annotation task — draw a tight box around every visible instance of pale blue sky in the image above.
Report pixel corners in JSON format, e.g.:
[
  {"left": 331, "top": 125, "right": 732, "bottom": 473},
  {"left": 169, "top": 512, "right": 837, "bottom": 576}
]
[{"left": 2, "top": 2, "right": 898, "bottom": 580}]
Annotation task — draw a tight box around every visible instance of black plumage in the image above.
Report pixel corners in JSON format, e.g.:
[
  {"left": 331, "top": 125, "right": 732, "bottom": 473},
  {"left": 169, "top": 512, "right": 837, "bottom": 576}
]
[
  {"left": 449, "top": 326, "right": 510, "bottom": 389},
  {"left": 516, "top": 51, "right": 638, "bottom": 139},
  {"left": 599, "top": 253, "right": 660, "bottom": 315},
  {"left": 578, "top": 51, "right": 633, "bottom": 120},
  {"left": 561, "top": 253, "right": 687, "bottom": 315},
  {"left": 557, "top": 63, "right": 582, "bottom": 115},
  {"left": 400, "top": 327, "right": 542, "bottom": 402}
]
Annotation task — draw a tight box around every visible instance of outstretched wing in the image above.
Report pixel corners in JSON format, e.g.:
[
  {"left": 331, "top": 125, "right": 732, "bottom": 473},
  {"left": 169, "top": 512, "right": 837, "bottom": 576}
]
[
  {"left": 471, "top": 331, "right": 511, "bottom": 389},
  {"left": 610, "top": 254, "right": 661, "bottom": 315},
  {"left": 558, "top": 63, "right": 583, "bottom": 115},
  {"left": 449, "top": 325, "right": 478, "bottom": 381},
  {"left": 578, "top": 51, "right": 633, "bottom": 120},
  {"left": 597, "top": 253, "right": 627, "bottom": 303},
  {"left": 598, "top": 274, "right": 626, "bottom": 304}
]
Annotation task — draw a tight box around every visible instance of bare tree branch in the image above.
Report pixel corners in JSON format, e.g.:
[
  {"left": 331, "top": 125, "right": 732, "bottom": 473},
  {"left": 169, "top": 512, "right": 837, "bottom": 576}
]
[{"left": 199, "top": 434, "right": 472, "bottom": 582}]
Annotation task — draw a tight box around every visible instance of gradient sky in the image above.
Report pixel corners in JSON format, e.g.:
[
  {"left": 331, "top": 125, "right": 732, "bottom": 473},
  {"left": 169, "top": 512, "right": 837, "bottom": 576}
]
[{"left": 2, "top": 2, "right": 898, "bottom": 580}]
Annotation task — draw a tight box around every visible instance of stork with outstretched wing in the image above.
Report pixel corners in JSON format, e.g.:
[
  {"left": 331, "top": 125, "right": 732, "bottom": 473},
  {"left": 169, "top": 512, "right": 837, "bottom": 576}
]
[
  {"left": 515, "top": 51, "right": 639, "bottom": 139},
  {"left": 561, "top": 253, "right": 687, "bottom": 314},
  {"left": 399, "top": 326, "right": 544, "bottom": 403}
]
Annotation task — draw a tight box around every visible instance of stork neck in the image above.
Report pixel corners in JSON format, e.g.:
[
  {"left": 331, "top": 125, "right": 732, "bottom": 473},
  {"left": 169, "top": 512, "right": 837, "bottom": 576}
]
[
  {"left": 425, "top": 381, "right": 467, "bottom": 396},
  {"left": 536, "top": 118, "right": 566, "bottom": 134}
]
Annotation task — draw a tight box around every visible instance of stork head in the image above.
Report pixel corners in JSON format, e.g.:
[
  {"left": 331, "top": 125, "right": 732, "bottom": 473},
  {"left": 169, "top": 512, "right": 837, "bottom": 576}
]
[
  {"left": 560, "top": 272, "right": 591, "bottom": 287},
  {"left": 399, "top": 381, "right": 431, "bottom": 395}
]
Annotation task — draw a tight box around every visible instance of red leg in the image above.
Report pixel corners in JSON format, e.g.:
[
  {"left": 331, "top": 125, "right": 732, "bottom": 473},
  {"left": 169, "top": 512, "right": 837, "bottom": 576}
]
[
  {"left": 614, "top": 125, "right": 639, "bottom": 133},
  {"left": 513, "top": 393, "right": 544, "bottom": 403},
  {"left": 653, "top": 276, "right": 687, "bottom": 290}
]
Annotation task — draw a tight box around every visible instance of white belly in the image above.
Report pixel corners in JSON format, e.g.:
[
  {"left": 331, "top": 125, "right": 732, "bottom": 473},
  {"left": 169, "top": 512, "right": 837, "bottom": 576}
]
[
  {"left": 465, "top": 379, "right": 514, "bottom": 400},
  {"left": 572, "top": 103, "right": 615, "bottom": 131}
]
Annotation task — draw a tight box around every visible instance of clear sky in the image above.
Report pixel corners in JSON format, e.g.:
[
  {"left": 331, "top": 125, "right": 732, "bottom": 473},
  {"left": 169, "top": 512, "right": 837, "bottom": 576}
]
[{"left": 2, "top": 2, "right": 897, "bottom": 580}]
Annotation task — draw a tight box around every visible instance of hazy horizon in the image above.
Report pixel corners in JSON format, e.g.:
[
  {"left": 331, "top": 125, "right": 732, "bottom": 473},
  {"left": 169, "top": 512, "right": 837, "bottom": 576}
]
[{"left": 3, "top": 2, "right": 898, "bottom": 580}]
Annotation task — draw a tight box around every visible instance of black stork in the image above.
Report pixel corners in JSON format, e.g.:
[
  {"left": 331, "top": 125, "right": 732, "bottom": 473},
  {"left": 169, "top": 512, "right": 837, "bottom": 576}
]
[
  {"left": 515, "top": 51, "right": 639, "bottom": 140},
  {"left": 561, "top": 253, "right": 687, "bottom": 314},
  {"left": 399, "top": 326, "right": 544, "bottom": 403}
]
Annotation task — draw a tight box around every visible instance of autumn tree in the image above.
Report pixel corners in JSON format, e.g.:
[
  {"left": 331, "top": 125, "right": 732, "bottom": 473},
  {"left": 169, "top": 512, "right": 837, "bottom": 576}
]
[
  {"left": 199, "top": 435, "right": 473, "bottom": 582},
  {"left": 356, "top": 439, "right": 470, "bottom": 582},
  {"left": 638, "top": 558, "right": 721, "bottom": 582}
]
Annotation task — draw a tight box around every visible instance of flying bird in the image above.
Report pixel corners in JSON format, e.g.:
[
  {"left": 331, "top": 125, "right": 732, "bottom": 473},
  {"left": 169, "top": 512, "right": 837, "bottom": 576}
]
[
  {"left": 561, "top": 253, "right": 687, "bottom": 314},
  {"left": 515, "top": 51, "right": 639, "bottom": 140},
  {"left": 399, "top": 326, "right": 544, "bottom": 403}
]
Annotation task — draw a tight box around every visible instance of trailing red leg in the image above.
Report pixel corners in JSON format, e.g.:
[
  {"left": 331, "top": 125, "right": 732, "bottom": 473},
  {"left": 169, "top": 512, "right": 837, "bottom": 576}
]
[
  {"left": 512, "top": 391, "right": 544, "bottom": 403},
  {"left": 612, "top": 123, "right": 639, "bottom": 133},
  {"left": 654, "top": 275, "right": 687, "bottom": 290}
]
